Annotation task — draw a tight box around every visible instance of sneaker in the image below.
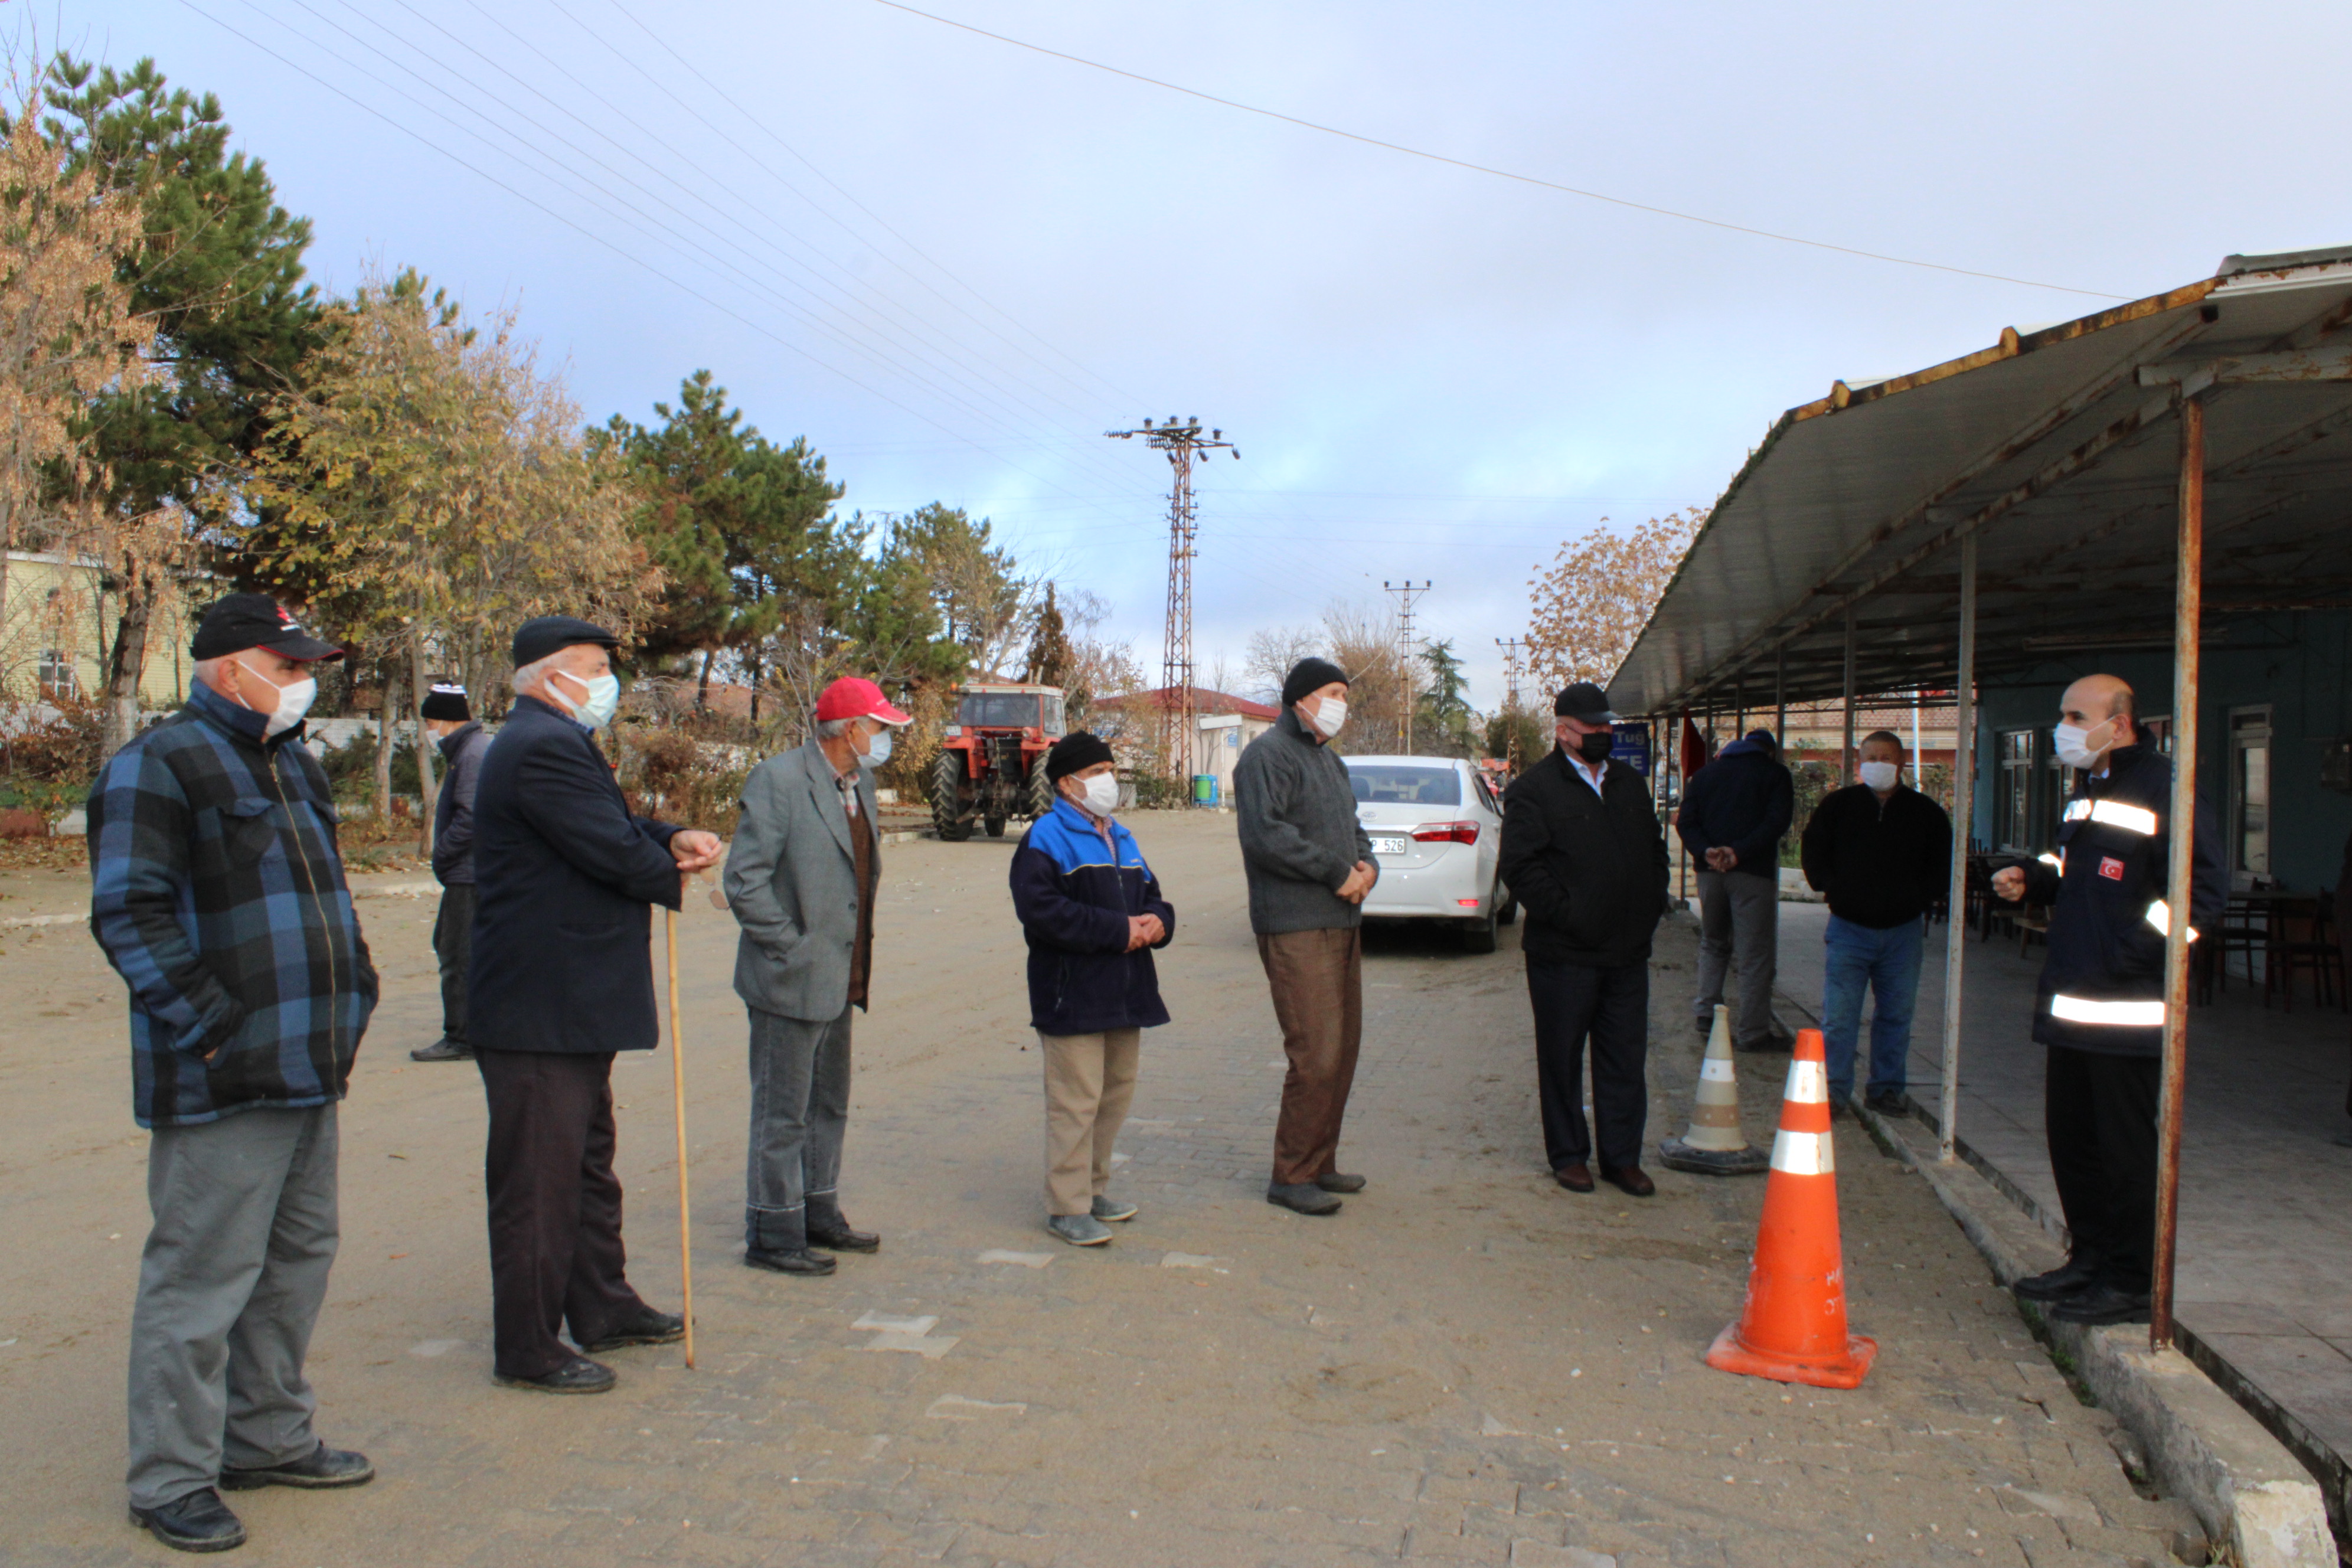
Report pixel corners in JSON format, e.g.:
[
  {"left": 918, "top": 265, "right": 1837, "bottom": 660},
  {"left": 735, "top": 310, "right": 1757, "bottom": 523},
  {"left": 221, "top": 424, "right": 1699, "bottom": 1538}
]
[
  {"left": 410, "top": 1038, "right": 472, "bottom": 1062},
  {"left": 1089, "top": 1195, "right": 1138, "bottom": 1222},
  {"left": 1314, "top": 1172, "right": 1367, "bottom": 1193},
  {"left": 129, "top": 1488, "right": 246, "bottom": 1553},
  {"left": 1265, "top": 1181, "right": 1342, "bottom": 1216},
  {"left": 1048, "top": 1213, "right": 1113, "bottom": 1246},
  {"left": 220, "top": 1442, "right": 374, "bottom": 1491},
  {"left": 1864, "top": 1089, "right": 1908, "bottom": 1116}
]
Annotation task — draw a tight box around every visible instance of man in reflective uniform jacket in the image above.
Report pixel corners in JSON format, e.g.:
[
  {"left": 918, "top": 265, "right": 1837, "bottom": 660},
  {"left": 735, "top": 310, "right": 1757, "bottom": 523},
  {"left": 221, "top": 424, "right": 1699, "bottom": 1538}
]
[{"left": 1993, "top": 674, "right": 2223, "bottom": 1326}]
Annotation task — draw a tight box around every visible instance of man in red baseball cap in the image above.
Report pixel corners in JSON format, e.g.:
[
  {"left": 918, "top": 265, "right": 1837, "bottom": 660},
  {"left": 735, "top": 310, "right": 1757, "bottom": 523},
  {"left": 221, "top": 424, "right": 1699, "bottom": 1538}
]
[{"left": 720, "top": 676, "right": 909, "bottom": 1275}]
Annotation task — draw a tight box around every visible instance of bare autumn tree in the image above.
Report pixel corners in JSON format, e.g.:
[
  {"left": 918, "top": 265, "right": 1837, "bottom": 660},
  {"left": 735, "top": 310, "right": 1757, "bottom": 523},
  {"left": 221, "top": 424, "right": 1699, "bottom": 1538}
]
[
  {"left": 1525, "top": 508, "right": 1706, "bottom": 692},
  {"left": 0, "top": 81, "right": 158, "bottom": 703},
  {"left": 247, "top": 270, "right": 661, "bottom": 835}
]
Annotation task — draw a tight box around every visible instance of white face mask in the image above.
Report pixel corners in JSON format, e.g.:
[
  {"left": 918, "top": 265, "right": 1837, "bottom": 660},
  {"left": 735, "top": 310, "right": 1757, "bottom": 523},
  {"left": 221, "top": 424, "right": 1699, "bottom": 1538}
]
[
  {"left": 1858, "top": 760, "right": 1900, "bottom": 792},
  {"left": 2052, "top": 718, "right": 2113, "bottom": 771},
  {"left": 551, "top": 667, "right": 621, "bottom": 729},
  {"left": 235, "top": 657, "right": 317, "bottom": 737},
  {"left": 857, "top": 726, "right": 893, "bottom": 769},
  {"left": 1308, "top": 695, "right": 1347, "bottom": 739},
  {"left": 1079, "top": 772, "right": 1121, "bottom": 817}
]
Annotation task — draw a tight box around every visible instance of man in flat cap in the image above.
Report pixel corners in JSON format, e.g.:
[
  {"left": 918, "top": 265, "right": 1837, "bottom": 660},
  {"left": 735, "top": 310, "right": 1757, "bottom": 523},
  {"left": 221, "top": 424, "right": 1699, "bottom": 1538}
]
[
  {"left": 1499, "top": 683, "right": 1670, "bottom": 1198},
  {"left": 1235, "top": 655, "right": 1376, "bottom": 1216},
  {"left": 723, "top": 676, "right": 910, "bottom": 1276},
  {"left": 413, "top": 678, "right": 490, "bottom": 1062},
  {"left": 466, "top": 616, "right": 723, "bottom": 1393},
  {"left": 89, "top": 593, "right": 378, "bottom": 1553}
]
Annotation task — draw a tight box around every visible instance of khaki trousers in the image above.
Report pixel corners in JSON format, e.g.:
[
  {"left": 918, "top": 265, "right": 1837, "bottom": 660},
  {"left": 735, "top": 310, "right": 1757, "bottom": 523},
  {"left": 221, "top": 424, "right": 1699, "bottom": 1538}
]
[
  {"left": 1041, "top": 1029, "right": 1141, "bottom": 1216},
  {"left": 1257, "top": 926, "right": 1364, "bottom": 1185}
]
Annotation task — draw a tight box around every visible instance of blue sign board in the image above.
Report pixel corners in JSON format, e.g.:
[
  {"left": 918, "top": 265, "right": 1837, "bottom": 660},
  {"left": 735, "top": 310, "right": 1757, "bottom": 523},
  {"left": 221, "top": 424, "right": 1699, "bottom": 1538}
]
[{"left": 1611, "top": 722, "right": 1652, "bottom": 776}]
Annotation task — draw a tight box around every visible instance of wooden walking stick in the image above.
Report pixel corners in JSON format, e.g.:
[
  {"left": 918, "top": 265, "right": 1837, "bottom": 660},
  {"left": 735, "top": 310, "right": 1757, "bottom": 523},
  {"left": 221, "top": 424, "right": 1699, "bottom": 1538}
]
[{"left": 666, "top": 903, "right": 695, "bottom": 1370}]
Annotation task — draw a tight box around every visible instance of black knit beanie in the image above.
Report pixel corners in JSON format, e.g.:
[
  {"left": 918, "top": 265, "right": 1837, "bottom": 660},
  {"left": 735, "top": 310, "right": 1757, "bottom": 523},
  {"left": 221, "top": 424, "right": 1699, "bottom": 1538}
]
[
  {"left": 1280, "top": 656, "right": 1350, "bottom": 708},
  {"left": 419, "top": 678, "right": 471, "bottom": 722},
  {"left": 1045, "top": 730, "right": 1115, "bottom": 783}
]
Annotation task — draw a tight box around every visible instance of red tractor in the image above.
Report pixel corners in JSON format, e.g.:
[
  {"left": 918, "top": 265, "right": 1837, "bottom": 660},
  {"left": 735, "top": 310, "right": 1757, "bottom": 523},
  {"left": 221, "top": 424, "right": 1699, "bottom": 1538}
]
[{"left": 929, "top": 681, "right": 1067, "bottom": 840}]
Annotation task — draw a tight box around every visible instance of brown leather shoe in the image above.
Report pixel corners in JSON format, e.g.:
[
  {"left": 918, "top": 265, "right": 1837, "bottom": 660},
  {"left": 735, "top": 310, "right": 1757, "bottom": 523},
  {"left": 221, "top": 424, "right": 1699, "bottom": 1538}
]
[
  {"left": 1553, "top": 1162, "right": 1595, "bottom": 1193},
  {"left": 1600, "top": 1164, "right": 1656, "bottom": 1198}
]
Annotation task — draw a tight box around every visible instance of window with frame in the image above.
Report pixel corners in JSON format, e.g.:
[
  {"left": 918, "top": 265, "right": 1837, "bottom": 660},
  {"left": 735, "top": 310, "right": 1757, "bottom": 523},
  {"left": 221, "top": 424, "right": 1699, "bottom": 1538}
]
[
  {"left": 1995, "top": 729, "right": 2036, "bottom": 851},
  {"left": 2229, "top": 706, "right": 2272, "bottom": 884},
  {"left": 36, "top": 649, "right": 79, "bottom": 700}
]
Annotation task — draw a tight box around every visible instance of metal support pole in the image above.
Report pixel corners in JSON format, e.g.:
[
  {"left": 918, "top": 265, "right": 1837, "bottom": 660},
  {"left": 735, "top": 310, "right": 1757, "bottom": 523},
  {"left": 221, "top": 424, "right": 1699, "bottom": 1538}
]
[
  {"left": 1938, "top": 537, "right": 1978, "bottom": 1164},
  {"left": 1734, "top": 674, "right": 1746, "bottom": 737},
  {"left": 1774, "top": 646, "right": 1786, "bottom": 749},
  {"left": 1841, "top": 607, "right": 1858, "bottom": 788},
  {"left": 2152, "top": 396, "right": 2205, "bottom": 1351}
]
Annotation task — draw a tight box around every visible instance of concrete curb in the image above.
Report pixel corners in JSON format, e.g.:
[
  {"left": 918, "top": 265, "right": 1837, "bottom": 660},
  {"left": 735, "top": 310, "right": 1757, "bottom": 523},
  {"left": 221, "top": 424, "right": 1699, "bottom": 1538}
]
[{"left": 1859, "top": 1101, "right": 2335, "bottom": 1567}]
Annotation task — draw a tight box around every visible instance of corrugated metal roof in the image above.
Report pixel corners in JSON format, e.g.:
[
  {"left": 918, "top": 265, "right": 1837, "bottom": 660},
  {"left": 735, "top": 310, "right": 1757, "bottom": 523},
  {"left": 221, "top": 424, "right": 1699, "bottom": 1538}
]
[{"left": 1609, "top": 253, "right": 2352, "bottom": 716}]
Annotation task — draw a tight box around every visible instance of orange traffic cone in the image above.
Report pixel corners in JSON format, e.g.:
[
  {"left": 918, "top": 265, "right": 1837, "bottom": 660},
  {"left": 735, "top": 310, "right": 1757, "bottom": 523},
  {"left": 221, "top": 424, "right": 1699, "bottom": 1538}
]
[{"left": 1704, "top": 1027, "right": 1877, "bottom": 1389}]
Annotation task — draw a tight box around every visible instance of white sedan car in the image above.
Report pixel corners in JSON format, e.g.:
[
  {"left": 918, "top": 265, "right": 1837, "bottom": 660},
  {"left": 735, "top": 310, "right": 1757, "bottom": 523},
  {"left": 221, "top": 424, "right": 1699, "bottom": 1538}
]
[{"left": 1344, "top": 754, "right": 1517, "bottom": 952}]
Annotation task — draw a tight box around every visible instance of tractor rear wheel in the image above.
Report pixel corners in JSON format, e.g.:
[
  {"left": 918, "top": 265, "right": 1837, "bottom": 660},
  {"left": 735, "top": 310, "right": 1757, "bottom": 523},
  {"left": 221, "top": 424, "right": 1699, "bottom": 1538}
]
[
  {"left": 1025, "top": 759, "right": 1054, "bottom": 819},
  {"left": 930, "top": 752, "right": 972, "bottom": 841}
]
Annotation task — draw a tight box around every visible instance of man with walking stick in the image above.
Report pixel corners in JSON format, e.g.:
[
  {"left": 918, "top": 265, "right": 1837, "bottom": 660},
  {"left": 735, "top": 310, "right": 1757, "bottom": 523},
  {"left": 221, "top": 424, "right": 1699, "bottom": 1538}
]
[
  {"left": 468, "top": 616, "right": 722, "bottom": 1393},
  {"left": 723, "top": 676, "right": 909, "bottom": 1277}
]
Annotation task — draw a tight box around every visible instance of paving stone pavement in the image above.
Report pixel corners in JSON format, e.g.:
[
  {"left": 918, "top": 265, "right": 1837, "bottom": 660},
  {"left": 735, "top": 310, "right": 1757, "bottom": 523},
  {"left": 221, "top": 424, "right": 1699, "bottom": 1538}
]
[{"left": 1, "top": 814, "right": 2203, "bottom": 1566}]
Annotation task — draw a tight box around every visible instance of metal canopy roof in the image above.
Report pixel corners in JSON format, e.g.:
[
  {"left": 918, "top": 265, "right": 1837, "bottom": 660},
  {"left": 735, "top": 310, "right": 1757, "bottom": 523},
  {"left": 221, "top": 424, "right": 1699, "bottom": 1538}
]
[{"left": 1608, "top": 250, "right": 2352, "bottom": 717}]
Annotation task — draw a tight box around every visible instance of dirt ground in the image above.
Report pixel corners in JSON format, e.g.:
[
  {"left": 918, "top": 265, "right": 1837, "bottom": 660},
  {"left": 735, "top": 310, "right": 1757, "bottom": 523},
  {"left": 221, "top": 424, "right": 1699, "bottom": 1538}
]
[{"left": 1, "top": 812, "right": 2197, "bottom": 1566}]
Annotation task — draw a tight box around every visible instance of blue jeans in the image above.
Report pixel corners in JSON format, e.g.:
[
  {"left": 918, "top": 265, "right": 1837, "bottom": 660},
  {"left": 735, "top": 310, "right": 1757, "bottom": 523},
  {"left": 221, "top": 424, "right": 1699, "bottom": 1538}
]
[{"left": 1821, "top": 914, "right": 1924, "bottom": 1103}]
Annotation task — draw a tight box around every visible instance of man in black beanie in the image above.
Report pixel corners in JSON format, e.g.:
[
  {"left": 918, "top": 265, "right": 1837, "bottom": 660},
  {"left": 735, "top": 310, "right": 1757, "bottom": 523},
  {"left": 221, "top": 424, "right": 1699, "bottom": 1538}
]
[
  {"left": 414, "top": 679, "right": 490, "bottom": 1062},
  {"left": 1236, "top": 656, "right": 1376, "bottom": 1216}
]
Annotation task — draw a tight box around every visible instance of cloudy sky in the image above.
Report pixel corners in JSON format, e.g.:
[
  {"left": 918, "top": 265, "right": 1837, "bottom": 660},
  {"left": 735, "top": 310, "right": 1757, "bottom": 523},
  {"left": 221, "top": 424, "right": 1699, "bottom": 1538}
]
[{"left": 53, "top": 0, "right": 2352, "bottom": 705}]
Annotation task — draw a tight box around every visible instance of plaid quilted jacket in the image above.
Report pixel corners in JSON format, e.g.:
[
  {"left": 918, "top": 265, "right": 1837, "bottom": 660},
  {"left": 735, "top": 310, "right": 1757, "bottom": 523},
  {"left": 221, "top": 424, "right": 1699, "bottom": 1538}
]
[{"left": 88, "top": 681, "right": 380, "bottom": 1128}]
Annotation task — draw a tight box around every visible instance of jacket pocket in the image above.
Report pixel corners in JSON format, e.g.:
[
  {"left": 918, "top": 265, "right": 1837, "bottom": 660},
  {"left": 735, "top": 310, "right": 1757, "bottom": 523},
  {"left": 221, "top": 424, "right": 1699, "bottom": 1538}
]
[{"left": 222, "top": 796, "right": 282, "bottom": 864}]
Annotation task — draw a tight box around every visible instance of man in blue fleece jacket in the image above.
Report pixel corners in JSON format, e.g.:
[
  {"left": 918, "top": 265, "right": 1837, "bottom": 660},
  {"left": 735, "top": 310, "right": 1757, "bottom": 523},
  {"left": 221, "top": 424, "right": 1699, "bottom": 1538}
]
[
  {"left": 1677, "top": 729, "right": 1794, "bottom": 1053},
  {"left": 1009, "top": 732, "right": 1176, "bottom": 1246}
]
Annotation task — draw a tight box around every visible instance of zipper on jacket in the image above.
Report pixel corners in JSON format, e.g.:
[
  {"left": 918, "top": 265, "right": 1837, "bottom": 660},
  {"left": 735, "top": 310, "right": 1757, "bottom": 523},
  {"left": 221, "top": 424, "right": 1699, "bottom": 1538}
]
[{"left": 267, "top": 746, "right": 342, "bottom": 1060}]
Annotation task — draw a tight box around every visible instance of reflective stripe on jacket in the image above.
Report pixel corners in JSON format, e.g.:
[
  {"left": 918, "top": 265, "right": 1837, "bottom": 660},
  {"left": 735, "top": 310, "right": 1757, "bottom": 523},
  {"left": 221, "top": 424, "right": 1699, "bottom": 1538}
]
[{"left": 2021, "top": 743, "right": 2224, "bottom": 1056}]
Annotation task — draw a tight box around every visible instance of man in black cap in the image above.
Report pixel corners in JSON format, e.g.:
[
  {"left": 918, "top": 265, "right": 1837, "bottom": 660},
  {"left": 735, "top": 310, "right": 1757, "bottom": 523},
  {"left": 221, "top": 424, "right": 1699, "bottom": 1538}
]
[
  {"left": 466, "top": 616, "right": 723, "bottom": 1393},
  {"left": 88, "top": 593, "right": 378, "bottom": 1553},
  {"left": 1498, "top": 683, "right": 1670, "bottom": 1198},
  {"left": 1677, "top": 725, "right": 1795, "bottom": 1054},
  {"left": 1235, "top": 655, "right": 1376, "bottom": 1216},
  {"left": 413, "top": 678, "right": 490, "bottom": 1062}
]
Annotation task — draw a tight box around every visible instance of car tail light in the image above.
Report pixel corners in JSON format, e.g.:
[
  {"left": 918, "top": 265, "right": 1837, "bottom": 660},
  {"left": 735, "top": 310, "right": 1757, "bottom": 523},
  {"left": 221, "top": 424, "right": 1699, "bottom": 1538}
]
[
  {"left": 1456, "top": 897, "right": 1481, "bottom": 907},
  {"left": 1411, "top": 821, "right": 1479, "bottom": 845}
]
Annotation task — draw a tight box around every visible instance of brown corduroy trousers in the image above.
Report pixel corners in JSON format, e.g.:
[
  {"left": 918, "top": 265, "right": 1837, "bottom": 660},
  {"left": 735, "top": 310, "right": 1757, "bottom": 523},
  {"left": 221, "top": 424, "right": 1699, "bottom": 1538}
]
[{"left": 1257, "top": 926, "right": 1364, "bottom": 1186}]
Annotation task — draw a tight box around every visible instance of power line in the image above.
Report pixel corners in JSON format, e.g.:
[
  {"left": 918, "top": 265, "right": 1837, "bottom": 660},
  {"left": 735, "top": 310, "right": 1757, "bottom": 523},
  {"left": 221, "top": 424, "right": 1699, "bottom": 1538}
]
[{"left": 862, "top": 0, "right": 2127, "bottom": 302}]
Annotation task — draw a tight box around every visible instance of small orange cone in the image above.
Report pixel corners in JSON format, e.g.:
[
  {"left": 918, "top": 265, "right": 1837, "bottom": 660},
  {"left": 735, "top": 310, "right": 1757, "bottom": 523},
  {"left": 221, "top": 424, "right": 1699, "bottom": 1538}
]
[{"left": 1704, "top": 1027, "right": 1877, "bottom": 1389}]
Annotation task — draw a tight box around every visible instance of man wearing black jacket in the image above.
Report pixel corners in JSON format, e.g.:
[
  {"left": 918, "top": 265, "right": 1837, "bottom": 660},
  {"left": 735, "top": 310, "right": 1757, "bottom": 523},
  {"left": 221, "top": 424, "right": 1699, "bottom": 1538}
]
[
  {"left": 414, "top": 680, "right": 490, "bottom": 1062},
  {"left": 1677, "top": 729, "right": 1794, "bottom": 1053},
  {"left": 1800, "top": 731, "right": 1952, "bottom": 1113},
  {"left": 1993, "top": 674, "right": 2223, "bottom": 1327},
  {"left": 468, "top": 617, "right": 723, "bottom": 1393},
  {"left": 1500, "top": 683, "right": 1671, "bottom": 1198}
]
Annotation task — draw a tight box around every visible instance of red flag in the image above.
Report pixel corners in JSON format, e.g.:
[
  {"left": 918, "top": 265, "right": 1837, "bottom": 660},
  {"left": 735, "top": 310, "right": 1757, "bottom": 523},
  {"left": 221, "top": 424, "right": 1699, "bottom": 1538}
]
[{"left": 1679, "top": 710, "right": 1709, "bottom": 779}]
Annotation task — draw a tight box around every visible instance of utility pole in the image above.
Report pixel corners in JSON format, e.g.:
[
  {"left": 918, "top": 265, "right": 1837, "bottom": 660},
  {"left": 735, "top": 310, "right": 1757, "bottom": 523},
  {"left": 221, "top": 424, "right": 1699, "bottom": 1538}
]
[
  {"left": 1495, "top": 636, "right": 1525, "bottom": 773},
  {"left": 1108, "top": 416, "right": 1237, "bottom": 790},
  {"left": 1385, "top": 579, "right": 1430, "bottom": 753}
]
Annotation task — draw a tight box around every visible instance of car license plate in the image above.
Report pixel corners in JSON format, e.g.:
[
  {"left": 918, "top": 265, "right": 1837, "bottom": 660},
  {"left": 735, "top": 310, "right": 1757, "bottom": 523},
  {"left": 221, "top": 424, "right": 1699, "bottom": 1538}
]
[{"left": 1370, "top": 834, "right": 1409, "bottom": 856}]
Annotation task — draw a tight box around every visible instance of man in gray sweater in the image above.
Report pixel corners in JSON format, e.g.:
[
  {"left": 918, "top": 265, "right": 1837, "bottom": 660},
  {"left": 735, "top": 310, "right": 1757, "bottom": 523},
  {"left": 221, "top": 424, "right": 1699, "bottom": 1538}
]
[{"left": 1235, "top": 657, "right": 1377, "bottom": 1216}]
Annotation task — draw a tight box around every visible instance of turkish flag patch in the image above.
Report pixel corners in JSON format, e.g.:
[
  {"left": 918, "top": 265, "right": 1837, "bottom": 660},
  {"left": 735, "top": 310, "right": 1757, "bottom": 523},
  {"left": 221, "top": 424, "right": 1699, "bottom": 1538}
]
[{"left": 2099, "top": 857, "right": 2126, "bottom": 881}]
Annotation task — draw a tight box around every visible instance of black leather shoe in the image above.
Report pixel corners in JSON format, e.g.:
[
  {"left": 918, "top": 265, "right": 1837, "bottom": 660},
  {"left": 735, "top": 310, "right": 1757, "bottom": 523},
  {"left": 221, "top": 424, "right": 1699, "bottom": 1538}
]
[
  {"left": 129, "top": 1488, "right": 246, "bottom": 1553},
  {"left": 220, "top": 1442, "right": 374, "bottom": 1490},
  {"left": 746, "top": 1246, "right": 837, "bottom": 1275},
  {"left": 1265, "top": 1181, "right": 1342, "bottom": 1215},
  {"left": 1314, "top": 1172, "right": 1367, "bottom": 1193},
  {"left": 409, "top": 1038, "right": 472, "bottom": 1062},
  {"left": 495, "top": 1355, "right": 615, "bottom": 1393},
  {"left": 1600, "top": 1164, "right": 1657, "bottom": 1198},
  {"left": 807, "top": 1223, "right": 880, "bottom": 1253},
  {"left": 2047, "top": 1284, "right": 2151, "bottom": 1325},
  {"left": 2014, "top": 1255, "right": 2102, "bottom": 1302},
  {"left": 1553, "top": 1162, "right": 1595, "bottom": 1193},
  {"left": 1864, "top": 1089, "right": 1908, "bottom": 1115},
  {"left": 578, "top": 1309, "right": 684, "bottom": 1353},
  {"left": 1733, "top": 1038, "right": 1785, "bottom": 1055}
]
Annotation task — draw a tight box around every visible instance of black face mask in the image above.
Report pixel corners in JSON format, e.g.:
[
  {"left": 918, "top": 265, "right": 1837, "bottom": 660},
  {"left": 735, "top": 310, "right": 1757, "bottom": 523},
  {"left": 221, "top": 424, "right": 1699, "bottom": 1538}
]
[{"left": 1574, "top": 730, "right": 1613, "bottom": 765}]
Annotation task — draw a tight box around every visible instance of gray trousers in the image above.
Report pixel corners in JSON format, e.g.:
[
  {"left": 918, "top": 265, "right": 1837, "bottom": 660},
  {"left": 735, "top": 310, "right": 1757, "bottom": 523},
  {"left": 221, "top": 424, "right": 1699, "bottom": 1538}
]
[
  {"left": 1693, "top": 868, "right": 1784, "bottom": 1047},
  {"left": 128, "top": 1105, "right": 339, "bottom": 1510},
  {"left": 745, "top": 1006, "right": 853, "bottom": 1252}
]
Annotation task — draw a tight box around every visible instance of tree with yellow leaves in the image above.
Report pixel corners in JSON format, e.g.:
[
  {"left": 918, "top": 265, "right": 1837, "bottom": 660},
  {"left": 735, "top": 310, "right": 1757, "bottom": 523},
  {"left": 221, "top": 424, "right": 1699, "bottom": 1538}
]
[{"left": 1524, "top": 508, "right": 1706, "bottom": 694}]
